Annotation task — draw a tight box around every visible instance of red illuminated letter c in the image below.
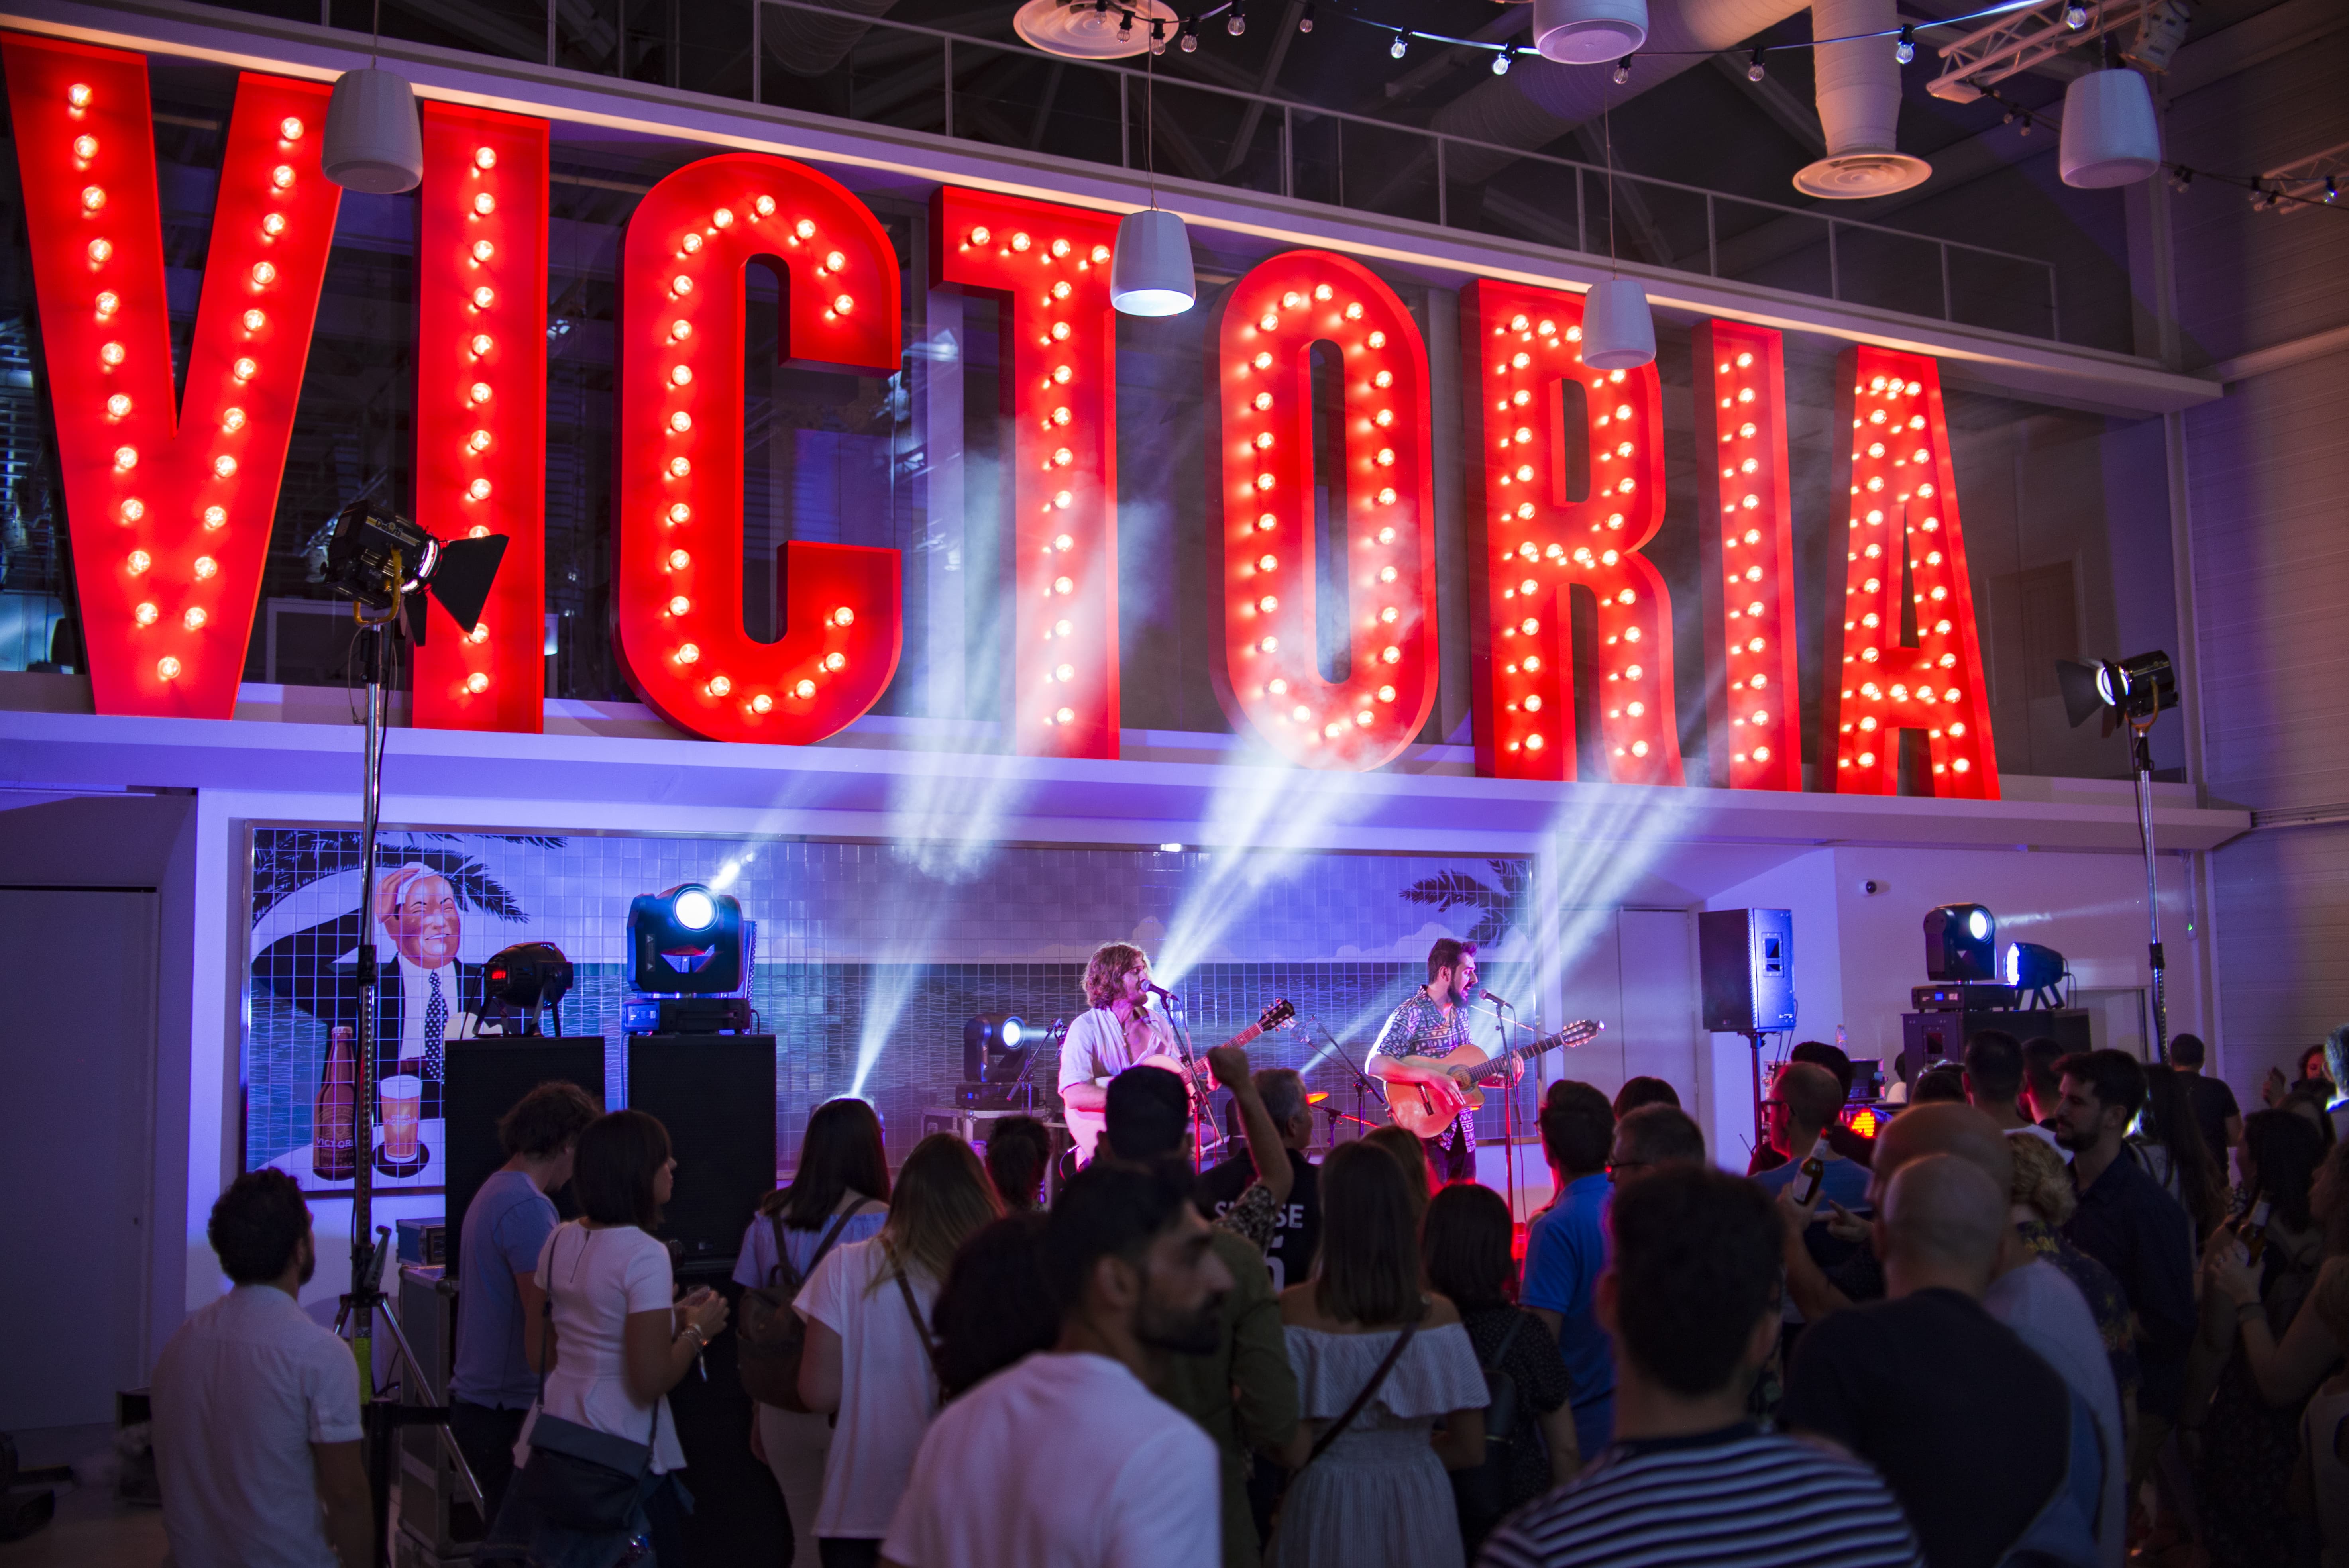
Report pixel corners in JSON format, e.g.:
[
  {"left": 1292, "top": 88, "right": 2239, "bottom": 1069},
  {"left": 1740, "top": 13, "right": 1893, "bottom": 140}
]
[{"left": 616, "top": 153, "right": 902, "bottom": 744}]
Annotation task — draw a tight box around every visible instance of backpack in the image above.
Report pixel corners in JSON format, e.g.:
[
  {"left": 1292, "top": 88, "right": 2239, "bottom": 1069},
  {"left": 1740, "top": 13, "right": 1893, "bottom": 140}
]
[
  {"left": 1449, "top": 1311, "right": 1531, "bottom": 1549},
  {"left": 736, "top": 1199, "right": 878, "bottom": 1409}
]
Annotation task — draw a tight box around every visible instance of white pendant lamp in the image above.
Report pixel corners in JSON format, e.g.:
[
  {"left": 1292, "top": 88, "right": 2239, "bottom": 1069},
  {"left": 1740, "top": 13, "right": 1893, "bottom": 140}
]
[
  {"left": 322, "top": 66, "right": 423, "bottom": 193},
  {"left": 1530, "top": 0, "right": 1648, "bottom": 65},
  {"left": 2059, "top": 67, "right": 2161, "bottom": 188},
  {"left": 1581, "top": 277, "right": 1656, "bottom": 369},
  {"left": 1111, "top": 207, "right": 1196, "bottom": 316}
]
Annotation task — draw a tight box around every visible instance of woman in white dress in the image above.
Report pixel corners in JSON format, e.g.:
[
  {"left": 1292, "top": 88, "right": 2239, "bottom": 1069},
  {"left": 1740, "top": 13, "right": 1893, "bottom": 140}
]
[
  {"left": 488, "top": 1109, "right": 730, "bottom": 1568},
  {"left": 735, "top": 1097, "right": 892, "bottom": 1568},
  {"left": 795, "top": 1133, "right": 1000, "bottom": 1568},
  {"left": 1269, "top": 1138, "right": 1489, "bottom": 1568}
]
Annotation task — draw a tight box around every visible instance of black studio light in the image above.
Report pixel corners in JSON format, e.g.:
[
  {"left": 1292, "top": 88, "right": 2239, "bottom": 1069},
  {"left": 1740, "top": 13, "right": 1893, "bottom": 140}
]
[
  {"left": 1923, "top": 903, "right": 1998, "bottom": 982},
  {"left": 2058, "top": 650, "right": 2178, "bottom": 734},
  {"left": 964, "top": 1014, "right": 1029, "bottom": 1082},
  {"left": 483, "top": 941, "right": 574, "bottom": 1036},
  {"left": 628, "top": 883, "right": 744, "bottom": 994},
  {"left": 324, "top": 496, "right": 507, "bottom": 644}
]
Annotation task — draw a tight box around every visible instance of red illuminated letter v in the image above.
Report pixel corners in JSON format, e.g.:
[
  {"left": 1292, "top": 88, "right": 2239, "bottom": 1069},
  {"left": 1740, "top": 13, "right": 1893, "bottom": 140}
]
[{"left": 2, "top": 34, "right": 338, "bottom": 718}]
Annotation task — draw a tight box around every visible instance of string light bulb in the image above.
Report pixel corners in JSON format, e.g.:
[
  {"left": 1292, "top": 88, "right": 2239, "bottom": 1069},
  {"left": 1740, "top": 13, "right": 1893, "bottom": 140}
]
[
  {"left": 1390, "top": 31, "right": 1408, "bottom": 58},
  {"left": 1613, "top": 56, "right": 1632, "bottom": 84}
]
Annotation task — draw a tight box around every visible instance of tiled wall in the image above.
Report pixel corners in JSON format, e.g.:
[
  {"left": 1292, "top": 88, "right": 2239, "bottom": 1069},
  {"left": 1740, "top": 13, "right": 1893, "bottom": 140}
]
[{"left": 246, "top": 828, "right": 1543, "bottom": 1179}]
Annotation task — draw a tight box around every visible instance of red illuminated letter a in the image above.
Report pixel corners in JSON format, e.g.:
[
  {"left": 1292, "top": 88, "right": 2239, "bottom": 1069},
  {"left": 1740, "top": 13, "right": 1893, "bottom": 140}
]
[
  {"left": 1830, "top": 347, "right": 1999, "bottom": 798},
  {"left": 615, "top": 154, "right": 903, "bottom": 744},
  {"left": 2, "top": 35, "right": 338, "bottom": 718}
]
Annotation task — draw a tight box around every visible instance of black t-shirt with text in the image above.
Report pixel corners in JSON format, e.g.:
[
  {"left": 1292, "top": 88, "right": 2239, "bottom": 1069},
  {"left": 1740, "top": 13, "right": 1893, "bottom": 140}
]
[
  {"left": 1196, "top": 1148, "right": 1319, "bottom": 1291},
  {"left": 1781, "top": 1287, "right": 2069, "bottom": 1568}
]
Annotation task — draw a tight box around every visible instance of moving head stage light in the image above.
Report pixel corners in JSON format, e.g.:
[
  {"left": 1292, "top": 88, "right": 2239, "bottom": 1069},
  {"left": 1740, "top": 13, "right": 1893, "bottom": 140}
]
[
  {"left": 1924, "top": 903, "right": 1998, "bottom": 982},
  {"left": 2003, "top": 941, "right": 2069, "bottom": 1009},
  {"left": 628, "top": 883, "right": 744, "bottom": 995},
  {"left": 964, "top": 1014, "right": 1030, "bottom": 1082}
]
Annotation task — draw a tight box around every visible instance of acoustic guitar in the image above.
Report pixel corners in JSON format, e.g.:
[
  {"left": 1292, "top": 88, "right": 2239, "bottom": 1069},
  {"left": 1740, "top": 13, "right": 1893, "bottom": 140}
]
[
  {"left": 1385, "top": 1018, "right": 1604, "bottom": 1138},
  {"left": 1136, "top": 997, "right": 1298, "bottom": 1111},
  {"left": 1062, "top": 998, "right": 1297, "bottom": 1175}
]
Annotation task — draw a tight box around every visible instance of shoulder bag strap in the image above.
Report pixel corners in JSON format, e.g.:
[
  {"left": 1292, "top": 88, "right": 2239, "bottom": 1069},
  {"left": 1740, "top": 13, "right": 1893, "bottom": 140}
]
[
  {"left": 779, "top": 1198, "right": 869, "bottom": 1293},
  {"left": 1487, "top": 1309, "right": 1527, "bottom": 1372},
  {"left": 1304, "top": 1318, "right": 1420, "bottom": 1467},
  {"left": 766, "top": 1211, "right": 791, "bottom": 1288},
  {"left": 892, "top": 1259, "right": 943, "bottom": 1379}
]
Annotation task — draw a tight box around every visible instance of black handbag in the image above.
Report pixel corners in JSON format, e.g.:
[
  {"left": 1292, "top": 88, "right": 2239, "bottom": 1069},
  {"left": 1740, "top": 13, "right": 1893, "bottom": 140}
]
[
  {"left": 1449, "top": 1311, "right": 1530, "bottom": 1546},
  {"left": 509, "top": 1227, "right": 662, "bottom": 1533}
]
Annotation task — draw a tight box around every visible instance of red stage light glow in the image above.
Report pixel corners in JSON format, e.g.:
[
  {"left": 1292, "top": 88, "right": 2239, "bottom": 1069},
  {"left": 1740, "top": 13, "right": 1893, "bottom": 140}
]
[
  {"left": 1461, "top": 281, "right": 1680, "bottom": 784},
  {"left": 1210, "top": 252, "right": 1438, "bottom": 770},
  {"left": 1831, "top": 347, "right": 1999, "bottom": 798},
  {"left": 1694, "top": 321, "right": 1801, "bottom": 792},
  {"left": 2, "top": 36, "right": 338, "bottom": 718},
  {"left": 931, "top": 190, "right": 1123, "bottom": 759},
  {"left": 614, "top": 154, "right": 903, "bottom": 744},
  {"left": 412, "top": 104, "right": 548, "bottom": 732}
]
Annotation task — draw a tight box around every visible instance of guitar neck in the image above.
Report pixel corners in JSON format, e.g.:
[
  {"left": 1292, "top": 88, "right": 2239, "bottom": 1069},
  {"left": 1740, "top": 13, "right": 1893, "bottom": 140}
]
[{"left": 1497, "top": 1024, "right": 1592, "bottom": 1066}]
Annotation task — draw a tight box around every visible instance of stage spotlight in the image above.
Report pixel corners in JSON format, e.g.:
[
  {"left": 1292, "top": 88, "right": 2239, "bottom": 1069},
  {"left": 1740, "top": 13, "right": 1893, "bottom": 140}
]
[
  {"left": 2057, "top": 650, "right": 2177, "bottom": 733},
  {"left": 628, "top": 882, "right": 744, "bottom": 994},
  {"left": 2003, "top": 940, "right": 2067, "bottom": 1005},
  {"left": 963, "top": 1014, "right": 1030, "bottom": 1081},
  {"left": 1923, "top": 903, "right": 1998, "bottom": 981},
  {"left": 324, "top": 496, "right": 507, "bottom": 644},
  {"left": 483, "top": 941, "right": 573, "bottom": 1034}
]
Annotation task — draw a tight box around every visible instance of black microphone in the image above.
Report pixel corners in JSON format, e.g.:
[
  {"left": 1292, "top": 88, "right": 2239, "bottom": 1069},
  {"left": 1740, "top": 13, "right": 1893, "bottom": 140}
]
[
  {"left": 1480, "top": 989, "right": 1516, "bottom": 1011},
  {"left": 1148, "top": 983, "right": 1177, "bottom": 1002}
]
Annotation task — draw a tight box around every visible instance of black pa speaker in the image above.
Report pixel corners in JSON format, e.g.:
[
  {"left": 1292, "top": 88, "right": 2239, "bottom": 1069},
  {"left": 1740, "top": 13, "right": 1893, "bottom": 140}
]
[
  {"left": 626, "top": 1034, "right": 777, "bottom": 1265},
  {"left": 444, "top": 1037, "right": 606, "bottom": 1278},
  {"left": 1700, "top": 908, "right": 1797, "bottom": 1034}
]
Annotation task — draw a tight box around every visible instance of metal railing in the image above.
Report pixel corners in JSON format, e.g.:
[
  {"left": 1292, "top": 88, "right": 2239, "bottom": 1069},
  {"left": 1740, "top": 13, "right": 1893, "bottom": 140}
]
[{"left": 312, "top": 0, "right": 2068, "bottom": 341}]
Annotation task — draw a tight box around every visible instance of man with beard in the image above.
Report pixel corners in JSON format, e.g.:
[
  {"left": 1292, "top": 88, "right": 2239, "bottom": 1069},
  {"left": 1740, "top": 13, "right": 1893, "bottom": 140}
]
[
  {"left": 882, "top": 1157, "right": 1231, "bottom": 1568},
  {"left": 151, "top": 1170, "right": 371, "bottom": 1568},
  {"left": 2050, "top": 1049, "right": 2195, "bottom": 1491}
]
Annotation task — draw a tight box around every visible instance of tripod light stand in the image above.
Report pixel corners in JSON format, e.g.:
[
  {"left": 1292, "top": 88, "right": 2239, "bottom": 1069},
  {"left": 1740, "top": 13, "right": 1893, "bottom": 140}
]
[
  {"left": 320, "top": 497, "right": 505, "bottom": 1561},
  {"left": 2058, "top": 651, "right": 2180, "bottom": 1060}
]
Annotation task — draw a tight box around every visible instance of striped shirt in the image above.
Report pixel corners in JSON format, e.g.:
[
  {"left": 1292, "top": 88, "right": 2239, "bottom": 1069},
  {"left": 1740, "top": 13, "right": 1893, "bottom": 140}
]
[{"left": 1477, "top": 1424, "right": 1922, "bottom": 1568}]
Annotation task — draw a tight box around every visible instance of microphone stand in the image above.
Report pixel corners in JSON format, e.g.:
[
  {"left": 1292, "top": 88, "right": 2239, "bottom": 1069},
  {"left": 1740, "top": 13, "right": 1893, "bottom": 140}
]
[
  {"left": 1009, "top": 1017, "right": 1064, "bottom": 1116},
  {"left": 1306, "top": 1013, "right": 1388, "bottom": 1148}
]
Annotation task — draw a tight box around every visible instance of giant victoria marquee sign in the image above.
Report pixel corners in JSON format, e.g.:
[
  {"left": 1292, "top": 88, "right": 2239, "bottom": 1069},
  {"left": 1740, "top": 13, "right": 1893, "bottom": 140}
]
[{"left": 1, "top": 33, "right": 2000, "bottom": 799}]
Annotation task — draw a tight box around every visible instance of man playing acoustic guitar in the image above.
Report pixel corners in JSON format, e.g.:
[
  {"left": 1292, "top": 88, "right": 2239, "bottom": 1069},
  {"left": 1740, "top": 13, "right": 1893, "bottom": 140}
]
[
  {"left": 1059, "top": 941, "right": 1181, "bottom": 1168},
  {"left": 1369, "top": 937, "right": 1509, "bottom": 1184}
]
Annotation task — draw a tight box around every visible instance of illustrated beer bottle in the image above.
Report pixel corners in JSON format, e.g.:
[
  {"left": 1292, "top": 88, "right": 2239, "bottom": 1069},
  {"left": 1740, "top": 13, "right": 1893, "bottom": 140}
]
[{"left": 314, "top": 1025, "right": 357, "bottom": 1180}]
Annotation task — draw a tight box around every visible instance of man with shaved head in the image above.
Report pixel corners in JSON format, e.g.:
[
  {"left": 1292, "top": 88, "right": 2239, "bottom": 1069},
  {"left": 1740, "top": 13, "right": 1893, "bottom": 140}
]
[{"left": 1782, "top": 1154, "right": 2074, "bottom": 1568}]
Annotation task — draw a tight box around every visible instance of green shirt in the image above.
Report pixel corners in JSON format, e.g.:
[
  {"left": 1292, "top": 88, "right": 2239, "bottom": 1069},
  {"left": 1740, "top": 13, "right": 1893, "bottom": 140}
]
[{"left": 1157, "top": 1227, "right": 1302, "bottom": 1567}]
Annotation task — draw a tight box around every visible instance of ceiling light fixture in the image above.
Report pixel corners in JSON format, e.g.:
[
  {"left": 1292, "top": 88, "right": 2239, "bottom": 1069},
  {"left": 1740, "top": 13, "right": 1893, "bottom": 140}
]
[
  {"left": 2058, "top": 53, "right": 2161, "bottom": 187},
  {"left": 1228, "top": 0, "right": 1246, "bottom": 36},
  {"left": 1530, "top": 0, "right": 1649, "bottom": 64},
  {"left": 1581, "top": 95, "right": 1655, "bottom": 369},
  {"left": 1111, "top": 37, "right": 1195, "bottom": 316},
  {"left": 1895, "top": 24, "right": 1915, "bottom": 63},
  {"left": 1746, "top": 46, "right": 1767, "bottom": 82},
  {"left": 1180, "top": 15, "right": 1198, "bottom": 49},
  {"left": 321, "top": 1, "right": 422, "bottom": 193},
  {"left": 1613, "top": 55, "right": 1633, "bottom": 84},
  {"left": 1390, "top": 31, "right": 1408, "bottom": 59}
]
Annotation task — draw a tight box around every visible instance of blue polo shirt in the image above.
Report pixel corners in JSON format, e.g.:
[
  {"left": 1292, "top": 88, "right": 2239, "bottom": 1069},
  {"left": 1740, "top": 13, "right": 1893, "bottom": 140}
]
[
  {"left": 1522, "top": 1171, "right": 1615, "bottom": 1459},
  {"left": 1754, "top": 1150, "right": 1872, "bottom": 1215}
]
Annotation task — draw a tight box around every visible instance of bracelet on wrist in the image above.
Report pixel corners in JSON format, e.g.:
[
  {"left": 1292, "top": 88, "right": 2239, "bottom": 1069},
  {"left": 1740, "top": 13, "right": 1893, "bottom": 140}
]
[{"left": 680, "top": 1323, "right": 707, "bottom": 1348}]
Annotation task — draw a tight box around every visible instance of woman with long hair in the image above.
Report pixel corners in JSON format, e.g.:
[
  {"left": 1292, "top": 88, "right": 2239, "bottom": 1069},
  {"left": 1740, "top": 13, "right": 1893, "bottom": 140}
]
[
  {"left": 796, "top": 1133, "right": 1000, "bottom": 1568},
  {"left": 485, "top": 1109, "right": 730, "bottom": 1567},
  {"left": 2133, "top": 1061, "right": 2229, "bottom": 1245},
  {"left": 735, "top": 1098, "right": 892, "bottom": 1568},
  {"left": 1269, "top": 1139, "right": 1488, "bottom": 1568},
  {"left": 1363, "top": 1124, "right": 1433, "bottom": 1227},
  {"left": 2187, "top": 1110, "right": 2336, "bottom": 1567},
  {"left": 1420, "top": 1182, "right": 1579, "bottom": 1556}
]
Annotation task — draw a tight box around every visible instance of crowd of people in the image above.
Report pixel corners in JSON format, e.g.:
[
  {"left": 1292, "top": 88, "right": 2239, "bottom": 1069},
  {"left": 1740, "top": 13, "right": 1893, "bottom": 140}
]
[{"left": 144, "top": 988, "right": 2349, "bottom": 1568}]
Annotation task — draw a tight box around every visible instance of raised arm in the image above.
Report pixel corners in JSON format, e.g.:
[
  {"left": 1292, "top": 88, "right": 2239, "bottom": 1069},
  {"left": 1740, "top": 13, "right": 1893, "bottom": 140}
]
[{"left": 1212, "top": 1045, "right": 1292, "bottom": 1209}]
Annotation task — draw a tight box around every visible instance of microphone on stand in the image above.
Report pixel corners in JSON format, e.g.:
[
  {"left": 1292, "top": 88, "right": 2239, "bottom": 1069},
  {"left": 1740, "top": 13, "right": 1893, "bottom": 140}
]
[{"left": 1479, "top": 989, "right": 1516, "bottom": 1012}]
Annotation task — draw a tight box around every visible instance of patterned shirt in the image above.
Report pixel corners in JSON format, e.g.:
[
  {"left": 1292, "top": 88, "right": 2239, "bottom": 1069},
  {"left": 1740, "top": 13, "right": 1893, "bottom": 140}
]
[
  {"left": 1371, "top": 987, "right": 1475, "bottom": 1150},
  {"left": 2016, "top": 1217, "right": 2141, "bottom": 1412},
  {"left": 1213, "top": 1180, "right": 1281, "bottom": 1254}
]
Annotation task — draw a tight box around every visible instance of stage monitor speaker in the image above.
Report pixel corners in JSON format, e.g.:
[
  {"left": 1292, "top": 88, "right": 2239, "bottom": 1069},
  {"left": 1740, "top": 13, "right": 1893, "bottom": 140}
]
[
  {"left": 444, "top": 1036, "right": 605, "bottom": 1278},
  {"left": 627, "top": 1034, "right": 776, "bottom": 1266},
  {"left": 1700, "top": 908, "right": 1797, "bottom": 1034},
  {"left": 1900, "top": 1008, "right": 2094, "bottom": 1090}
]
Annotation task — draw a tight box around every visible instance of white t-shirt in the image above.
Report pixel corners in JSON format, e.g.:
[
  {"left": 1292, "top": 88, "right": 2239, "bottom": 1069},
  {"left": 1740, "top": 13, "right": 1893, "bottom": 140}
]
[
  {"left": 521, "top": 1222, "right": 685, "bottom": 1473},
  {"left": 795, "top": 1237, "right": 943, "bottom": 1539},
  {"left": 1985, "top": 1260, "right": 2125, "bottom": 1568},
  {"left": 1058, "top": 1007, "right": 1179, "bottom": 1163},
  {"left": 884, "top": 1351, "right": 1218, "bottom": 1568},
  {"left": 150, "top": 1283, "right": 365, "bottom": 1568}
]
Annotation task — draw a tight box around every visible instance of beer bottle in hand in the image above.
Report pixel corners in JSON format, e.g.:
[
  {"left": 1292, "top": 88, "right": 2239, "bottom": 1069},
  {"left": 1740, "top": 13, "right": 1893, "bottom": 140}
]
[
  {"left": 1796, "top": 1134, "right": 1831, "bottom": 1206},
  {"left": 314, "top": 1026, "right": 357, "bottom": 1181},
  {"left": 2241, "top": 1197, "right": 2274, "bottom": 1264}
]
